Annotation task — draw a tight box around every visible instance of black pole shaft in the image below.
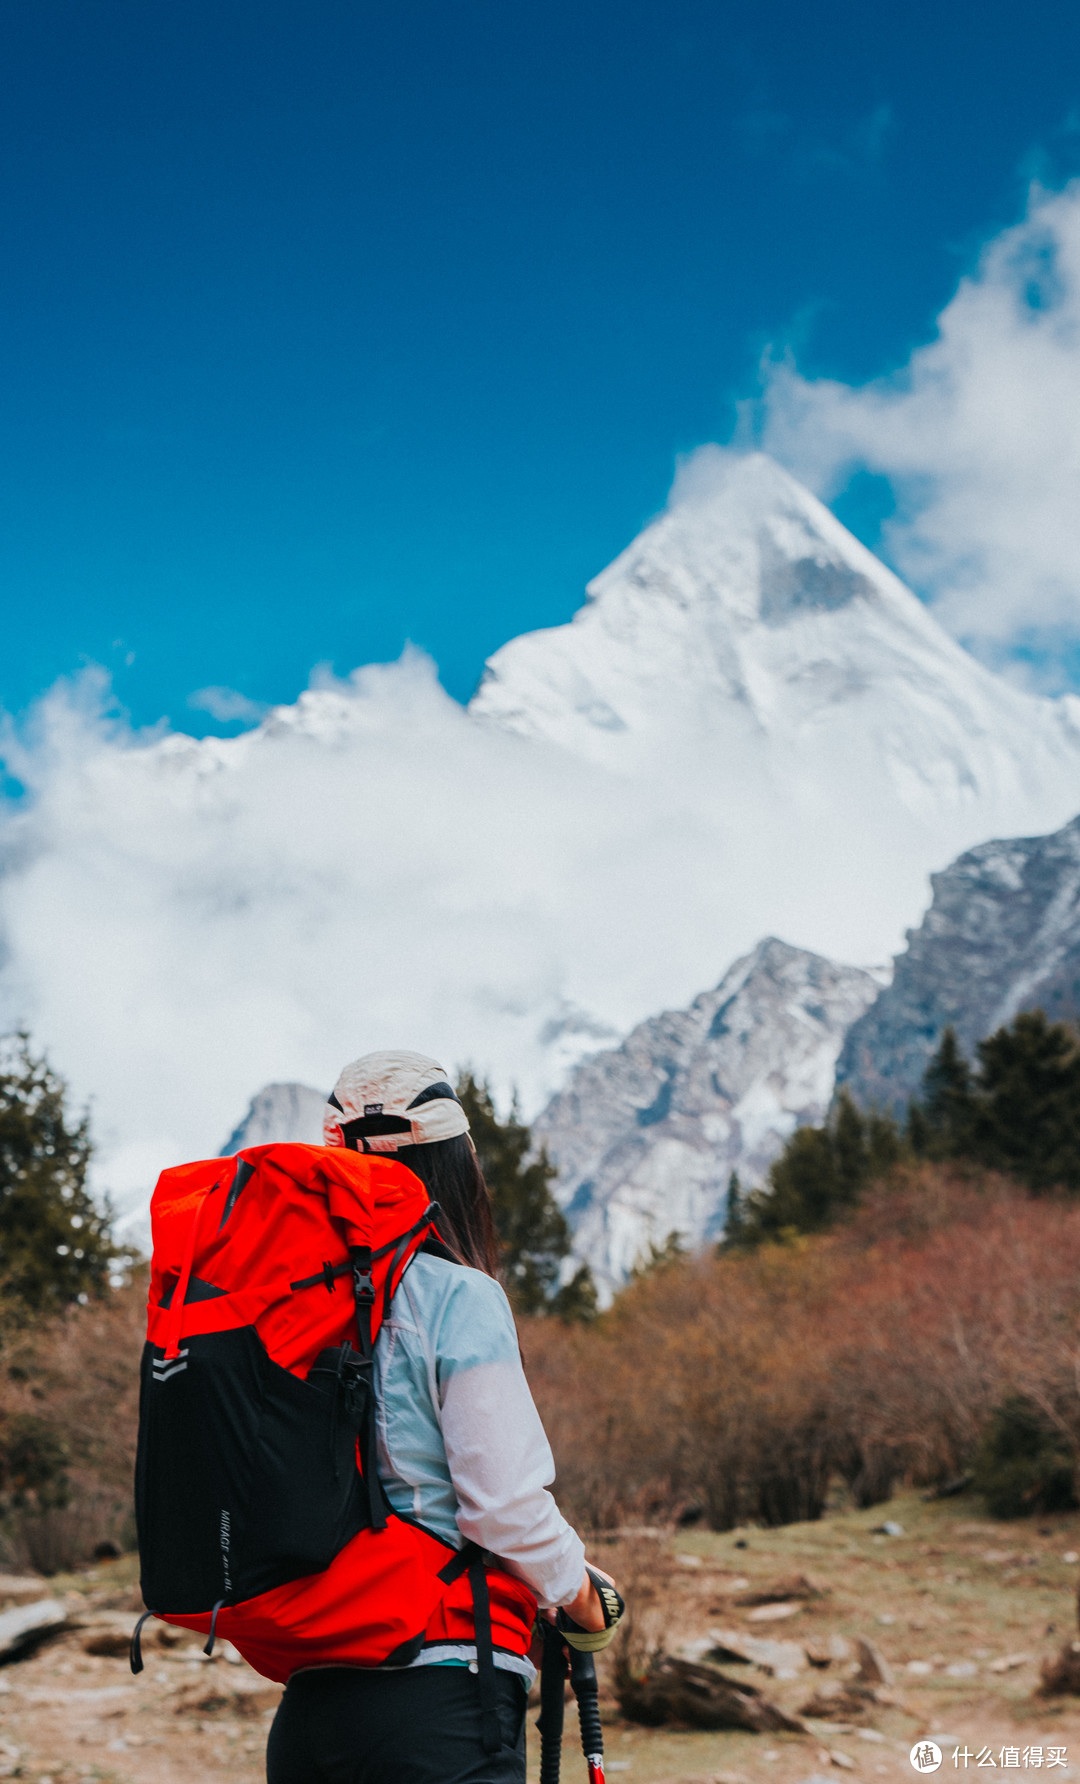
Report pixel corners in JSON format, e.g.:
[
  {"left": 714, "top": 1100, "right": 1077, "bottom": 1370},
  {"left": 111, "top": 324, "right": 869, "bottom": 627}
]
[
  {"left": 569, "top": 1648, "right": 605, "bottom": 1781},
  {"left": 537, "top": 1623, "right": 567, "bottom": 1784}
]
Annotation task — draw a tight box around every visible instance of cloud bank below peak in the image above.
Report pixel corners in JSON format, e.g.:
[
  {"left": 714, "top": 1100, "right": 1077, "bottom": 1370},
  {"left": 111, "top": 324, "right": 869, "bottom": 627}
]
[{"left": 759, "top": 179, "right": 1080, "bottom": 688}]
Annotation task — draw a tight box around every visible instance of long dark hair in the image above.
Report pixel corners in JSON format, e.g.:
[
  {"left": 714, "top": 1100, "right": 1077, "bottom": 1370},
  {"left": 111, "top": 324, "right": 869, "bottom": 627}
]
[{"left": 395, "top": 1134, "right": 501, "bottom": 1277}]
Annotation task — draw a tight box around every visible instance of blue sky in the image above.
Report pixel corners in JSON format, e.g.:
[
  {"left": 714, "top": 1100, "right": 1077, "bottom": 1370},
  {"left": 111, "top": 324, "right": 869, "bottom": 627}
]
[{"left": 4, "top": 0, "right": 1080, "bottom": 732}]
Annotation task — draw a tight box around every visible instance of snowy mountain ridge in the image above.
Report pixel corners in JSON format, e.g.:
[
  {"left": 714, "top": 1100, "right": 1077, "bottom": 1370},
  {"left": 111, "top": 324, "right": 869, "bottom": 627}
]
[
  {"left": 532, "top": 936, "right": 884, "bottom": 1300},
  {"left": 838, "top": 812, "right": 1080, "bottom": 1115},
  {"left": 473, "top": 452, "right": 1080, "bottom": 824}
]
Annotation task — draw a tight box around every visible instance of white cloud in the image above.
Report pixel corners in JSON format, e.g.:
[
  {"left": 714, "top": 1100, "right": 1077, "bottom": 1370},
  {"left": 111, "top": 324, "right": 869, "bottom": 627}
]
[
  {"left": 0, "top": 642, "right": 960, "bottom": 1221},
  {"left": 761, "top": 180, "right": 1080, "bottom": 680},
  {"left": 188, "top": 686, "right": 269, "bottom": 723}
]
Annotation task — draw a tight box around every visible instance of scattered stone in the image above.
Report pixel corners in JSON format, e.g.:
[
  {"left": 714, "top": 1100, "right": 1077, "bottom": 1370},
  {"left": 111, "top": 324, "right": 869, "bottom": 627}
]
[
  {"left": 82, "top": 1627, "right": 133, "bottom": 1659},
  {"left": 1064, "top": 1551, "right": 1079, "bottom": 1565},
  {"left": 852, "top": 1638, "right": 892, "bottom": 1688},
  {"left": 747, "top": 1603, "right": 800, "bottom": 1623},
  {"left": 1038, "top": 1639, "right": 1080, "bottom": 1697},
  {"left": 846, "top": 1641, "right": 888, "bottom": 1684},
  {"left": 0, "top": 1576, "right": 48, "bottom": 1608},
  {"left": 800, "top": 1681, "right": 876, "bottom": 1721},
  {"left": 704, "top": 1630, "right": 807, "bottom": 1676},
  {"left": 829, "top": 1750, "right": 855, "bottom": 1769},
  {"left": 869, "top": 1522, "right": 905, "bottom": 1537},
  {"left": 922, "top": 1475, "right": 973, "bottom": 1501},
  {"left": 0, "top": 1600, "right": 69, "bottom": 1665},
  {"left": 944, "top": 1661, "right": 977, "bottom": 1678},
  {"left": 615, "top": 1653, "right": 806, "bottom": 1733},
  {"left": 857, "top": 1730, "right": 886, "bottom": 1743},
  {"left": 906, "top": 1661, "right": 933, "bottom": 1676},
  {"left": 734, "top": 1576, "right": 827, "bottom": 1607},
  {"left": 875, "top": 1615, "right": 895, "bottom": 1626},
  {"left": 988, "top": 1653, "right": 1031, "bottom": 1673},
  {"left": 676, "top": 1554, "right": 703, "bottom": 1569},
  {"left": 805, "top": 1637, "right": 852, "bottom": 1670},
  {"left": 173, "top": 1676, "right": 282, "bottom": 1717}
]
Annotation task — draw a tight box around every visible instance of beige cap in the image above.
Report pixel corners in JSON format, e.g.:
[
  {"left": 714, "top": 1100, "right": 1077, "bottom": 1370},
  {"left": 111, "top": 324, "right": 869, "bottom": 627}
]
[{"left": 323, "top": 1050, "right": 470, "bottom": 1153}]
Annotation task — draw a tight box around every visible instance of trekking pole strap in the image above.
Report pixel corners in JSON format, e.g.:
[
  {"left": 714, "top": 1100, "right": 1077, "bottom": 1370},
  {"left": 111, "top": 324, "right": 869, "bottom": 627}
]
[{"left": 555, "top": 1568, "right": 624, "bottom": 1653}]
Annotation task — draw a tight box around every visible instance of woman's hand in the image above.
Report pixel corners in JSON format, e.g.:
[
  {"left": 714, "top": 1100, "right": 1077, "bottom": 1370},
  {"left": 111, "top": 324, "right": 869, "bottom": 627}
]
[{"left": 560, "top": 1561, "right": 618, "bottom": 1633}]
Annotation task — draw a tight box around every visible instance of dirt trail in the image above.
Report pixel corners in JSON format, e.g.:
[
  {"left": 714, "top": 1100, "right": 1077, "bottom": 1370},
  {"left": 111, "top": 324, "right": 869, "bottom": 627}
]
[{"left": 2, "top": 1493, "right": 1080, "bottom": 1783}]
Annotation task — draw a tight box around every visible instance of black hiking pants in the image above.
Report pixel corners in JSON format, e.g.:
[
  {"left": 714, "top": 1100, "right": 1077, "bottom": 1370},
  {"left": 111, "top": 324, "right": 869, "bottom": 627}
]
[{"left": 266, "top": 1664, "right": 528, "bottom": 1784}]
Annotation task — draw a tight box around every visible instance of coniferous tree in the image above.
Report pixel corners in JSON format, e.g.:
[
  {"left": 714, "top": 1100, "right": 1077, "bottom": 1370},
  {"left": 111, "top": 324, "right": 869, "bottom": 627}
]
[
  {"left": 917, "top": 1026, "right": 977, "bottom": 1159},
  {"left": 455, "top": 1073, "right": 596, "bottom": 1319},
  {"left": 739, "top": 1092, "right": 905, "bottom": 1246},
  {"left": 910, "top": 1014, "right": 1080, "bottom": 1192},
  {"left": 629, "top": 1230, "right": 685, "bottom": 1280},
  {"left": 971, "top": 1012, "right": 1080, "bottom": 1192},
  {"left": 754, "top": 1122, "right": 838, "bottom": 1239},
  {"left": 722, "top": 1171, "right": 745, "bottom": 1248},
  {"left": 0, "top": 1036, "right": 117, "bottom": 1314}
]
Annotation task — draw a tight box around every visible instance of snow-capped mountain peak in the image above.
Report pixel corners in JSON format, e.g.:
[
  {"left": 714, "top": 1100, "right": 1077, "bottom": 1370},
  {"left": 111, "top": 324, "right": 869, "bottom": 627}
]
[{"left": 470, "top": 450, "right": 1080, "bottom": 831}]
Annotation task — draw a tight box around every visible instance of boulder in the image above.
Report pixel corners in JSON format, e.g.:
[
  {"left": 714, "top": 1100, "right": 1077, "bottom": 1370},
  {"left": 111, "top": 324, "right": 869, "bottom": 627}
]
[
  {"left": 0, "top": 1598, "right": 69, "bottom": 1664},
  {"left": 616, "top": 1652, "right": 805, "bottom": 1733}
]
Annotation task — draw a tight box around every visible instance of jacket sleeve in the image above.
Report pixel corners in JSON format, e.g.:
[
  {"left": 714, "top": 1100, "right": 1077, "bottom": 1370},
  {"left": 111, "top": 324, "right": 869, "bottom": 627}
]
[{"left": 434, "top": 1271, "right": 586, "bottom": 1609}]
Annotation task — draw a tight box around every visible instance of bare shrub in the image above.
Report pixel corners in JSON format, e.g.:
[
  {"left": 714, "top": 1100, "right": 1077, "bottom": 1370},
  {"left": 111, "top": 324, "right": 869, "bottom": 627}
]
[
  {"left": 524, "top": 1168, "right": 1080, "bottom": 1531},
  {"left": 0, "top": 1273, "right": 145, "bottom": 1571}
]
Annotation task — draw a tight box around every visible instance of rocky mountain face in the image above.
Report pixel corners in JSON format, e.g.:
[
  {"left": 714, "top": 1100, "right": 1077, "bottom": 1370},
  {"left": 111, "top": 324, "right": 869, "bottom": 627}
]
[
  {"left": 836, "top": 813, "right": 1080, "bottom": 1116},
  {"left": 221, "top": 1082, "right": 326, "bottom": 1154},
  {"left": 532, "top": 937, "right": 883, "bottom": 1302}
]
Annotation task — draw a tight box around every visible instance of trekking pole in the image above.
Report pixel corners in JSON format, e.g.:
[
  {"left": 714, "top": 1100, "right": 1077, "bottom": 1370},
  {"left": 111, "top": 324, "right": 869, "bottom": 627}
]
[
  {"left": 537, "top": 1620, "right": 567, "bottom": 1784},
  {"left": 538, "top": 1624, "right": 607, "bottom": 1784},
  {"left": 539, "top": 1569, "right": 624, "bottom": 1784},
  {"left": 568, "top": 1645, "right": 606, "bottom": 1784}
]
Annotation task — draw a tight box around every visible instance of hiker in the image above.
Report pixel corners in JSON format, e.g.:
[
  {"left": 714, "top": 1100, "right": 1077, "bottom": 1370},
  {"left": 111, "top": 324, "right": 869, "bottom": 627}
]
[{"left": 264, "top": 1050, "right": 620, "bottom": 1784}]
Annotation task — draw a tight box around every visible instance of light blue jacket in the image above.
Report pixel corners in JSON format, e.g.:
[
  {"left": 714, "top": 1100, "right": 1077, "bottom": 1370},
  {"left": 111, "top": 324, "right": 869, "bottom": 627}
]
[{"left": 373, "top": 1252, "right": 585, "bottom": 1673}]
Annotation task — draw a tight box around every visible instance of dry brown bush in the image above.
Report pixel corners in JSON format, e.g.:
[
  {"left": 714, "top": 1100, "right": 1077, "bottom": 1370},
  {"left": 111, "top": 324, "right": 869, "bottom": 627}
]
[
  {"left": 522, "top": 1166, "right": 1080, "bottom": 1531},
  {"left": 0, "top": 1271, "right": 145, "bottom": 1570},
  {"left": 5, "top": 1168, "right": 1080, "bottom": 1570}
]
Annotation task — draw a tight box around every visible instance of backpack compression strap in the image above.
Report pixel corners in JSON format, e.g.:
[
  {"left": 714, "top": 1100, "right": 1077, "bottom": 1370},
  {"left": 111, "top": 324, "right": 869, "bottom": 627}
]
[
  {"left": 438, "top": 1542, "right": 501, "bottom": 1756},
  {"left": 162, "top": 1182, "right": 219, "bottom": 1360},
  {"left": 333, "top": 1202, "right": 439, "bottom": 1531},
  {"left": 288, "top": 1203, "right": 440, "bottom": 1299}
]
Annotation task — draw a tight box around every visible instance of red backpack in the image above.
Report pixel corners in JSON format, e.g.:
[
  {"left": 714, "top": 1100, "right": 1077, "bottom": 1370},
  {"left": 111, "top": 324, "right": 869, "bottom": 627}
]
[{"left": 132, "top": 1141, "right": 537, "bottom": 1730}]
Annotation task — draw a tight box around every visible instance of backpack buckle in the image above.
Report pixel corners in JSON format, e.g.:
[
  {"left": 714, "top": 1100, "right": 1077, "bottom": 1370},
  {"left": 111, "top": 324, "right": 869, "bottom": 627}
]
[{"left": 349, "top": 1245, "right": 375, "bottom": 1303}]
